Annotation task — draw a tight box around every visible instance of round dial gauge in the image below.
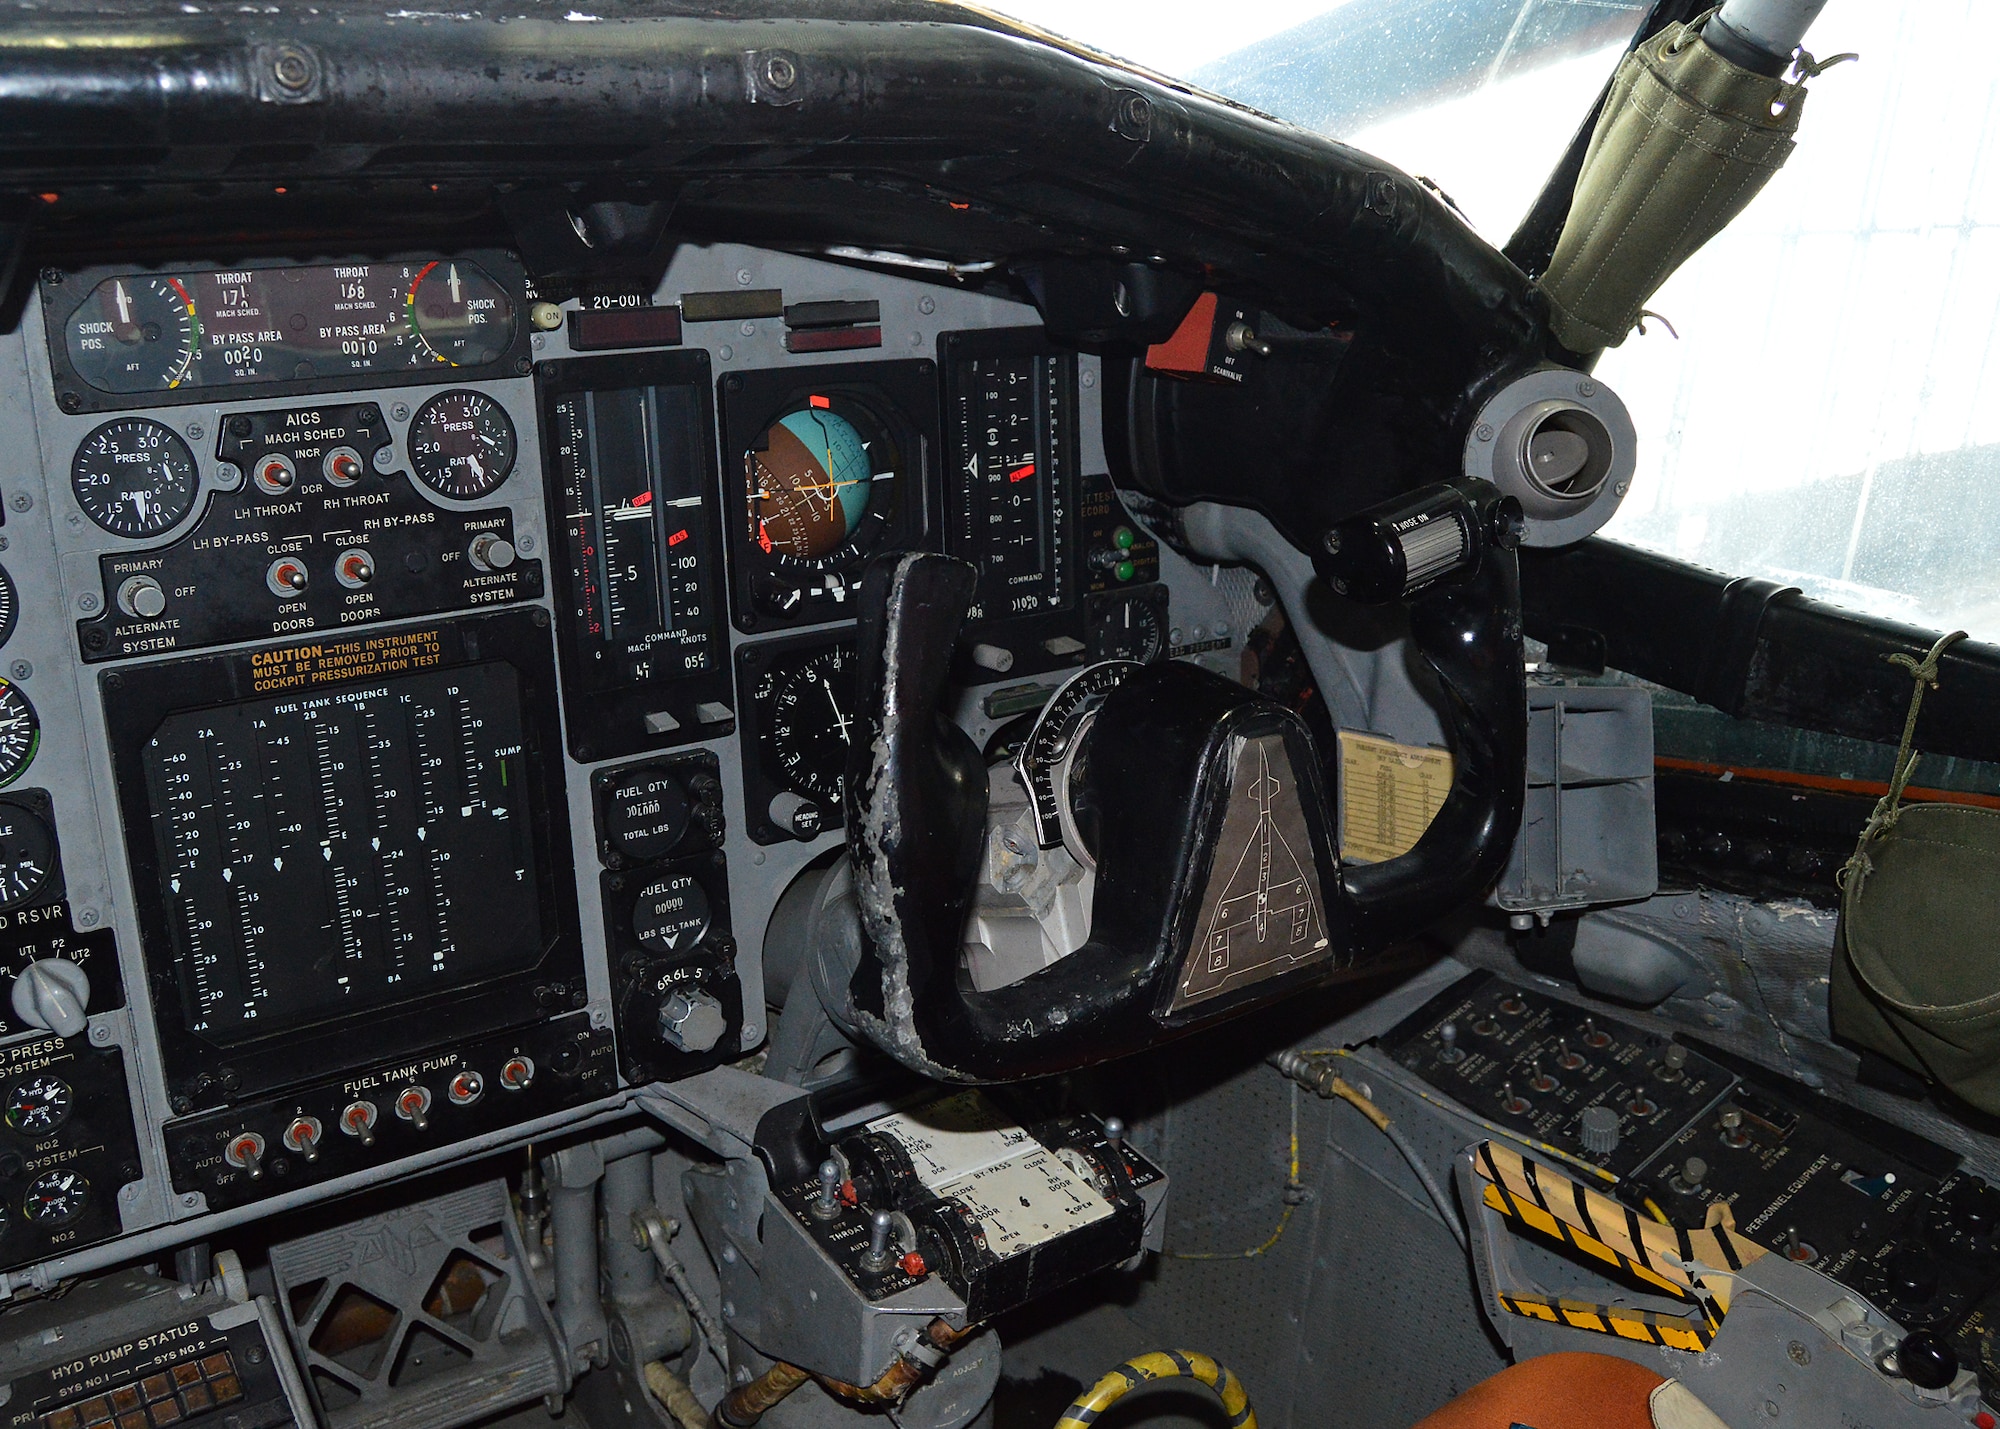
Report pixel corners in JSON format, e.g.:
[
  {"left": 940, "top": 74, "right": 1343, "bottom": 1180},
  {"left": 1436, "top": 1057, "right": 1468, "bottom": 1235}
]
[
  {"left": 0, "top": 802, "right": 54, "bottom": 909},
  {"left": 405, "top": 261, "right": 516, "bottom": 367},
  {"left": 1088, "top": 591, "right": 1165, "bottom": 663},
  {"left": 1014, "top": 660, "right": 1142, "bottom": 850},
  {"left": 5, "top": 1075, "right": 72, "bottom": 1135},
  {"left": 71, "top": 419, "right": 201, "bottom": 537},
  {"left": 64, "top": 274, "right": 200, "bottom": 392},
  {"left": 0, "top": 685, "right": 41, "bottom": 795},
  {"left": 0, "top": 564, "right": 18, "bottom": 651},
  {"left": 22, "top": 1168, "right": 87, "bottom": 1226},
  {"left": 744, "top": 397, "right": 902, "bottom": 569},
  {"left": 632, "top": 872, "right": 711, "bottom": 954},
  {"left": 763, "top": 644, "right": 856, "bottom": 804},
  {"left": 408, "top": 389, "right": 517, "bottom": 499}
]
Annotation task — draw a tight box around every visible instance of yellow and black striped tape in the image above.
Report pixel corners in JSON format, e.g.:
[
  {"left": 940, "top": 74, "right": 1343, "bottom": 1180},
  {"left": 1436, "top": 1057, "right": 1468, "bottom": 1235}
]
[
  {"left": 1495, "top": 1291, "right": 1714, "bottom": 1351},
  {"left": 1056, "top": 1351, "right": 1256, "bottom": 1429},
  {"left": 1474, "top": 1141, "right": 1763, "bottom": 1314}
]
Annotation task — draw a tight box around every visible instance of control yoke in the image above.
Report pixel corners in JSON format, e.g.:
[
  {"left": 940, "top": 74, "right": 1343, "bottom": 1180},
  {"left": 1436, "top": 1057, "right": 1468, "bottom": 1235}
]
[{"left": 840, "top": 482, "right": 1526, "bottom": 1082}]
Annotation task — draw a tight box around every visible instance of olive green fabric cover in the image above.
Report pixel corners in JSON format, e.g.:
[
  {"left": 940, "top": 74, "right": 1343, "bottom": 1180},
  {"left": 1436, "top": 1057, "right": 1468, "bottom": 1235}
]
[
  {"left": 1829, "top": 633, "right": 2000, "bottom": 1111},
  {"left": 1832, "top": 803, "right": 2000, "bottom": 1111},
  {"left": 1540, "top": 15, "right": 1806, "bottom": 354}
]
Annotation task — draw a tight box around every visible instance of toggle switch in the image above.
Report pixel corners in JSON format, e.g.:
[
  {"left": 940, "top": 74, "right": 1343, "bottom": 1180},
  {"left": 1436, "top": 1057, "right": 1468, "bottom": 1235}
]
[
  {"left": 341, "top": 1100, "right": 379, "bottom": 1145},
  {"left": 335, "top": 548, "right": 375, "bottom": 588},
  {"left": 499, "top": 1056, "right": 535, "bottom": 1092},
  {"left": 395, "top": 1085, "right": 432, "bottom": 1130},
  {"left": 323, "top": 447, "right": 365, "bottom": 486},
  {"left": 225, "top": 1131, "right": 267, "bottom": 1179},
  {"left": 266, "top": 557, "right": 309, "bottom": 597},
  {"left": 254, "top": 454, "right": 296, "bottom": 495},
  {"left": 283, "top": 1115, "right": 323, "bottom": 1162}
]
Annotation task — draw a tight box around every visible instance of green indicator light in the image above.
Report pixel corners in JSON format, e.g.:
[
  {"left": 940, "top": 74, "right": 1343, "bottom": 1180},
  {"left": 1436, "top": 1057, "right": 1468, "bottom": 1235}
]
[
  {"left": 1113, "top": 526, "right": 1136, "bottom": 550},
  {"left": 1114, "top": 560, "right": 1136, "bottom": 583}
]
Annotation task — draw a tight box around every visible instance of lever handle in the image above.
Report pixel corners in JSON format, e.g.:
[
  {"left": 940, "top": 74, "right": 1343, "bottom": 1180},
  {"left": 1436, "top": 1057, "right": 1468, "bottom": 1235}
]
[{"left": 1315, "top": 482, "right": 1527, "bottom": 950}]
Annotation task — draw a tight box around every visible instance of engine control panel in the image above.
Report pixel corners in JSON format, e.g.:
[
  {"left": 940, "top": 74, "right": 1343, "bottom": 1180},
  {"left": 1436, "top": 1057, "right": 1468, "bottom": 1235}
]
[
  {"left": 1389, "top": 972, "right": 2000, "bottom": 1402},
  {"left": 763, "top": 1091, "right": 1164, "bottom": 1323}
]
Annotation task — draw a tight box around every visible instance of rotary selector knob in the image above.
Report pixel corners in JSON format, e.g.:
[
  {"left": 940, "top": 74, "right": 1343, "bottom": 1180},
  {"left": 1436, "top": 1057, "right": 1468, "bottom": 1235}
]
[
  {"left": 468, "top": 534, "right": 517, "bottom": 572},
  {"left": 1579, "top": 1105, "right": 1621, "bottom": 1155},
  {"left": 1887, "top": 1246, "right": 1941, "bottom": 1305},
  {"left": 12, "top": 958, "right": 89, "bottom": 1038},
  {"left": 117, "top": 575, "right": 167, "bottom": 620},
  {"left": 659, "top": 990, "right": 726, "bottom": 1054}
]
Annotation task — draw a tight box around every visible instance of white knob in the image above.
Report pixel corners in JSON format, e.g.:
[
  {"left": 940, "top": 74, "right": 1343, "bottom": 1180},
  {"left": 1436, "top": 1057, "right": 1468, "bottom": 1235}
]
[
  {"left": 469, "top": 534, "right": 517, "bottom": 572},
  {"left": 970, "top": 643, "right": 1015, "bottom": 673},
  {"left": 13, "top": 959, "right": 89, "bottom": 1038},
  {"left": 117, "top": 576, "right": 167, "bottom": 620},
  {"left": 767, "top": 791, "right": 823, "bottom": 840},
  {"left": 659, "top": 990, "right": 727, "bottom": 1054}
]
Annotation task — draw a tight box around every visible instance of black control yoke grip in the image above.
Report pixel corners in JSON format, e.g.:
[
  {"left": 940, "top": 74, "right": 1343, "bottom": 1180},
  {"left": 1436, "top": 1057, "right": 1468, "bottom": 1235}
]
[
  {"left": 843, "top": 484, "right": 1524, "bottom": 1081},
  {"left": 1316, "top": 480, "right": 1527, "bottom": 952}
]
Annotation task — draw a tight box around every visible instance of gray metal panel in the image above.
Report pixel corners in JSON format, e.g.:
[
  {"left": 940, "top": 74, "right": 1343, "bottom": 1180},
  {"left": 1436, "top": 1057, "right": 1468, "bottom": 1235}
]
[
  {"left": 269, "top": 1177, "right": 567, "bottom": 1429},
  {"left": 1075, "top": 964, "right": 1511, "bottom": 1429}
]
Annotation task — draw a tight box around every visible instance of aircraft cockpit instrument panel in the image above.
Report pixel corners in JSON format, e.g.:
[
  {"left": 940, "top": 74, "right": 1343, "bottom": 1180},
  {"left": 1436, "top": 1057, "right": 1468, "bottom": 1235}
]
[{"left": 0, "top": 238, "right": 1225, "bottom": 1281}]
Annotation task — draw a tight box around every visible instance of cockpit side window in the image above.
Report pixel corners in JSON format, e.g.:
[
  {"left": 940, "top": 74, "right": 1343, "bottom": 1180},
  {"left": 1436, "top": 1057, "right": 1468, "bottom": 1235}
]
[
  {"left": 1592, "top": 3, "right": 2000, "bottom": 644},
  {"left": 991, "top": 3, "right": 1995, "bottom": 642}
]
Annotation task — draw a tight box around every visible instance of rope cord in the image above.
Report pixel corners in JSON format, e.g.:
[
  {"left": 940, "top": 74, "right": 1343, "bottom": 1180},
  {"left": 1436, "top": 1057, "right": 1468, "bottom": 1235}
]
[
  {"left": 1055, "top": 1351, "right": 1257, "bottom": 1429},
  {"left": 1285, "top": 1049, "right": 1467, "bottom": 1250},
  {"left": 1838, "top": 629, "right": 1967, "bottom": 894}
]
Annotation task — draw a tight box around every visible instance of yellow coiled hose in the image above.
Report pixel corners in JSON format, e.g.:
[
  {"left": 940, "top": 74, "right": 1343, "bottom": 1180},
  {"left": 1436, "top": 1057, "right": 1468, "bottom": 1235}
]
[{"left": 1056, "top": 1351, "right": 1257, "bottom": 1429}]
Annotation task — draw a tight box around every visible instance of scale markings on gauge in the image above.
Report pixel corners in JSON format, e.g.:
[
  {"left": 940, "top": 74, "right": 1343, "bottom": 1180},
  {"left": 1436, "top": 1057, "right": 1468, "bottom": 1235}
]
[
  {"left": 70, "top": 418, "right": 201, "bottom": 537},
  {"left": 0, "top": 683, "right": 41, "bottom": 795},
  {"left": 408, "top": 388, "right": 517, "bottom": 499},
  {"left": 1013, "top": 659, "right": 1142, "bottom": 849},
  {"left": 0, "top": 564, "right": 18, "bottom": 651}
]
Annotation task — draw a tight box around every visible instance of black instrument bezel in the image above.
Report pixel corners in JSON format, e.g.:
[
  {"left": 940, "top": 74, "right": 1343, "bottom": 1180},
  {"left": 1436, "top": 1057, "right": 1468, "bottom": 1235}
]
[
  {"left": 101, "top": 609, "right": 586, "bottom": 1113},
  {"left": 736, "top": 627, "right": 859, "bottom": 846},
  {"left": 534, "top": 349, "right": 736, "bottom": 763},
  {"left": 939, "top": 327, "right": 1086, "bottom": 685},
  {"left": 40, "top": 251, "right": 532, "bottom": 414},
  {"left": 718, "top": 358, "right": 940, "bottom": 634}
]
